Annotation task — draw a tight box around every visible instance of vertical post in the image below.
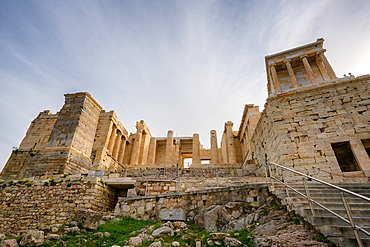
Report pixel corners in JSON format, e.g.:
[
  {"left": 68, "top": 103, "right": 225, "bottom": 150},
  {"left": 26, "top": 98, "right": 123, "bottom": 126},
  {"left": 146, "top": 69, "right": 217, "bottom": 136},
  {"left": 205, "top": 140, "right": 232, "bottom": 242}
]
[
  {"left": 300, "top": 55, "right": 318, "bottom": 84},
  {"left": 145, "top": 179, "right": 148, "bottom": 196},
  {"left": 283, "top": 169, "right": 290, "bottom": 198},
  {"left": 268, "top": 163, "right": 275, "bottom": 190},
  {"left": 264, "top": 164, "right": 269, "bottom": 185},
  {"left": 284, "top": 59, "right": 299, "bottom": 88},
  {"left": 270, "top": 64, "right": 282, "bottom": 91},
  {"left": 341, "top": 193, "right": 364, "bottom": 247},
  {"left": 216, "top": 170, "right": 219, "bottom": 187},
  {"left": 312, "top": 166, "right": 317, "bottom": 178},
  {"left": 124, "top": 169, "right": 127, "bottom": 177},
  {"left": 302, "top": 177, "right": 315, "bottom": 216}
]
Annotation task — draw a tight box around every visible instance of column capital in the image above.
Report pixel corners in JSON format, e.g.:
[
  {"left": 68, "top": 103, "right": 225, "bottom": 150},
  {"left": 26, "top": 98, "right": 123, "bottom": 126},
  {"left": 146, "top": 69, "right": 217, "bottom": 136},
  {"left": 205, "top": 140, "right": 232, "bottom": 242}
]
[
  {"left": 300, "top": 55, "right": 308, "bottom": 60},
  {"left": 270, "top": 63, "right": 277, "bottom": 67},
  {"left": 284, "top": 59, "right": 291, "bottom": 63}
]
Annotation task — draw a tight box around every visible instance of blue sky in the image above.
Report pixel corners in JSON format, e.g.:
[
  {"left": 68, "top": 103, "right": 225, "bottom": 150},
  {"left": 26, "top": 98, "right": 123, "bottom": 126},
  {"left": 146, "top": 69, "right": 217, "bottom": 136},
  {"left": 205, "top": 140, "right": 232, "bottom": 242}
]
[{"left": 1, "top": 0, "right": 370, "bottom": 169}]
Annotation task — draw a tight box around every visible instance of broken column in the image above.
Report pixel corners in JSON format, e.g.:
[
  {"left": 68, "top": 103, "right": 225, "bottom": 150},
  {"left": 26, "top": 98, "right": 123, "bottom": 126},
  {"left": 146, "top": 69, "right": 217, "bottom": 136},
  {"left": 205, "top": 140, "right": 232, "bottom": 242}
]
[
  {"left": 210, "top": 130, "right": 219, "bottom": 164},
  {"left": 147, "top": 137, "right": 157, "bottom": 165},
  {"left": 164, "top": 130, "right": 174, "bottom": 164},
  {"left": 192, "top": 133, "right": 201, "bottom": 164}
]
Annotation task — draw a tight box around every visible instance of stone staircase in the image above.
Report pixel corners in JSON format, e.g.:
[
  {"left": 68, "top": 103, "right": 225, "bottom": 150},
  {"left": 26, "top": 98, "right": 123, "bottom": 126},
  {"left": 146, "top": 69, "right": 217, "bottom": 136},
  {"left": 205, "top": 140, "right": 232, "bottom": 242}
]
[{"left": 272, "top": 182, "right": 370, "bottom": 247}]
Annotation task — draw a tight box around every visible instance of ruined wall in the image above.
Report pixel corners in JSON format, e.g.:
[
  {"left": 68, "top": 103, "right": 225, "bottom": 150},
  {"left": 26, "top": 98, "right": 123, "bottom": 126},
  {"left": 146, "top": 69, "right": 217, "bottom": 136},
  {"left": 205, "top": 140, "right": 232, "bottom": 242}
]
[
  {"left": 18, "top": 110, "right": 58, "bottom": 151},
  {"left": 115, "top": 185, "right": 268, "bottom": 221},
  {"left": 0, "top": 178, "right": 116, "bottom": 234},
  {"left": 252, "top": 75, "right": 370, "bottom": 182}
]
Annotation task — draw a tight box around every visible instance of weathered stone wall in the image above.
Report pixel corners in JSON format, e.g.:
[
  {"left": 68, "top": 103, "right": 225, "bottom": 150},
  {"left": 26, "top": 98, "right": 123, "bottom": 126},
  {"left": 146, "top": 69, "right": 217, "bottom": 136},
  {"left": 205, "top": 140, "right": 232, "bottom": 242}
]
[
  {"left": 252, "top": 76, "right": 370, "bottom": 182},
  {"left": 18, "top": 110, "right": 58, "bottom": 151},
  {"left": 0, "top": 178, "right": 116, "bottom": 234},
  {"left": 135, "top": 180, "right": 179, "bottom": 195},
  {"left": 116, "top": 184, "right": 268, "bottom": 221}
]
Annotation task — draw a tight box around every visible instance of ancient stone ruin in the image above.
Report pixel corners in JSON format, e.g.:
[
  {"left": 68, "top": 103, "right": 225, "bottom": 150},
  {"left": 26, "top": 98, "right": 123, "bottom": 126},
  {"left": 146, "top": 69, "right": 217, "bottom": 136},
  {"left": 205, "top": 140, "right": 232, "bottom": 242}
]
[{"left": 1, "top": 38, "right": 370, "bottom": 246}]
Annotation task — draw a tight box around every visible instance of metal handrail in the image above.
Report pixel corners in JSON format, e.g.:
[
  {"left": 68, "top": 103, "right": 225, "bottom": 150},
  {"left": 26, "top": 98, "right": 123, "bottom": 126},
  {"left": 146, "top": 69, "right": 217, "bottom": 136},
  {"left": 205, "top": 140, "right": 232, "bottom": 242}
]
[{"left": 266, "top": 162, "right": 370, "bottom": 247}]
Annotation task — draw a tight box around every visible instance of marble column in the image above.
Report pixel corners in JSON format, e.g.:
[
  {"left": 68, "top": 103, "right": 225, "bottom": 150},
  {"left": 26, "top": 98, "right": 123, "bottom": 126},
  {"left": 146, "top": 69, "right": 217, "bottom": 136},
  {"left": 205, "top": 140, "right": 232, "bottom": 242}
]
[
  {"left": 270, "top": 64, "right": 282, "bottom": 91},
  {"left": 107, "top": 125, "right": 117, "bottom": 154},
  {"left": 165, "top": 130, "right": 174, "bottom": 164},
  {"left": 318, "top": 52, "right": 337, "bottom": 80},
  {"left": 269, "top": 75, "right": 275, "bottom": 95},
  {"left": 112, "top": 131, "right": 122, "bottom": 160},
  {"left": 174, "top": 139, "right": 180, "bottom": 164},
  {"left": 118, "top": 138, "right": 126, "bottom": 164},
  {"left": 130, "top": 130, "right": 142, "bottom": 165},
  {"left": 147, "top": 137, "right": 157, "bottom": 165},
  {"left": 210, "top": 130, "right": 219, "bottom": 164},
  {"left": 225, "top": 121, "right": 237, "bottom": 164},
  {"left": 192, "top": 133, "right": 201, "bottom": 164},
  {"left": 301, "top": 55, "right": 317, "bottom": 84},
  {"left": 284, "top": 59, "right": 299, "bottom": 88}
]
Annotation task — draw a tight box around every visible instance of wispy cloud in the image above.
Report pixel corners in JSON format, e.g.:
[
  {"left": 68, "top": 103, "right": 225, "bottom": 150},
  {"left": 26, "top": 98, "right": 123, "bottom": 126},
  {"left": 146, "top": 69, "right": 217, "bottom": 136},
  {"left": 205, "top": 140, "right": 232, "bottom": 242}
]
[{"left": 0, "top": 0, "right": 370, "bottom": 169}]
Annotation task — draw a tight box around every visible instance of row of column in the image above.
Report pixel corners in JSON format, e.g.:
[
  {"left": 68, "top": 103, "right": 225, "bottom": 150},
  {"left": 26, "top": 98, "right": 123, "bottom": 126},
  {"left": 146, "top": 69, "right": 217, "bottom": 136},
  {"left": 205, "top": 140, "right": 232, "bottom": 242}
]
[
  {"left": 107, "top": 125, "right": 127, "bottom": 164},
  {"left": 269, "top": 51, "right": 337, "bottom": 94}
]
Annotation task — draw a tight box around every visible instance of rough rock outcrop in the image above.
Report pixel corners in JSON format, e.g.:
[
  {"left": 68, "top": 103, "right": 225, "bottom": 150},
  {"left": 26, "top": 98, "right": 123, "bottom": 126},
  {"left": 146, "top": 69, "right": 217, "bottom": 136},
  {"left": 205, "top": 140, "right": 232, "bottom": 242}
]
[
  {"left": 152, "top": 226, "right": 174, "bottom": 237},
  {"left": 19, "top": 230, "right": 44, "bottom": 247},
  {"left": 194, "top": 202, "right": 252, "bottom": 232},
  {"left": 0, "top": 239, "right": 19, "bottom": 247},
  {"left": 74, "top": 209, "right": 102, "bottom": 230},
  {"left": 128, "top": 236, "right": 142, "bottom": 246},
  {"left": 224, "top": 237, "right": 243, "bottom": 247}
]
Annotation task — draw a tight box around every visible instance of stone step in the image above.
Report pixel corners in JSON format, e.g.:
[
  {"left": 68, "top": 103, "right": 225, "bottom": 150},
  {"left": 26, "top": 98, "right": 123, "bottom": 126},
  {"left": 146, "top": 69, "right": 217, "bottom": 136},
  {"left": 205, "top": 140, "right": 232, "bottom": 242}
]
[
  {"left": 311, "top": 216, "right": 370, "bottom": 227},
  {"left": 283, "top": 197, "right": 368, "bottom": 204},
  {"left": 274, "top": 188, "right": 370, "bottom": 195},
  {"left": 273, "top": 182, "right": 370, "bottom": 246},
  {"left": 317, "top": 225, "right": 370, "bottom": 238},
  {"left": 274, "top": 190, "right": 370, "bottom": 199},
  {"left": 291, "top": 202, "right": 370, "bottom": 210},
  {"left": 298, "top": 208, "right": 370, "bottom": 218},
  {"left": 338, "top": 237, "right": 370, "bottom": 247}
]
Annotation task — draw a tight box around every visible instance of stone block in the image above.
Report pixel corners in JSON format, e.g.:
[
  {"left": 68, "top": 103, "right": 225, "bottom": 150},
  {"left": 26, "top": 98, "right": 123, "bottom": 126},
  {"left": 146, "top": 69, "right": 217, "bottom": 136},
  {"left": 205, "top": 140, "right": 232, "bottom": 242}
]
[{"left": 159, "top": 209, "right": 186, "bottom": 221}]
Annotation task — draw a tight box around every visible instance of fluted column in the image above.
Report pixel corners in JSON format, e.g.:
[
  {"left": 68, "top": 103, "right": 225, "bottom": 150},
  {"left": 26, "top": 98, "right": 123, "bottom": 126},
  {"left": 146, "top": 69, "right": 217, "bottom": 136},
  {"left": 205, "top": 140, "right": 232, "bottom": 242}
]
[
  {"left": 270, "top": 64, "right": 281, "bottom": 91},
  {"left": 118, "top": 138, "right": 126, "bottom": 164},
  {"left": 210, "top": 130, "right": 219, "bottom": 164},
  {"left": 130, "top": 130, "right": 142, "bottom": 165},
  {"left": 301, "top": 55, "right": 317, "bottom": 84},
  {"left": 318, "top": 52, "right": 337, "bottom": 79},
  {"left": 174, "top": 139, "right": 180, "bottom": 164},
  {"left": 147, "top": 137, "right": 157, "bottom": 165},
  {"left": 192, "top": 133, "right": 201, "bottom": 164},
  {"left": 284, "top": 59, "right": 299, "bottom": 88},
  {"left": 164, "top": 130, "right": 174, "bottom": 164},
  {"left": 107, "top": 125, "right": 117, "bottom": 154},
  {"left": 269, "top": 76, "right": 275, "bottom": 95},
  {"left": 112, "top": 132, "right": 122, "bottom": 160},
  {"left": 225, "top": 122, "right": 237, "bottom": 164}
]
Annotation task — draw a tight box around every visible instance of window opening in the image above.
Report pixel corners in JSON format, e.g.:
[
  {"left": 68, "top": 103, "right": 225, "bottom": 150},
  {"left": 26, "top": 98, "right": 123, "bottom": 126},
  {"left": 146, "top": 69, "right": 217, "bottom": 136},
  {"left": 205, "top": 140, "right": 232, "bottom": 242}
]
[
  {"left": 361, "top": 139, "right": 370, "bottom": 157},
  {"left": 184, "top": 158, "right": 192, "bottom": 168},
  {"left": 331, "top": 141, "right": 360, "bottom": 172}
]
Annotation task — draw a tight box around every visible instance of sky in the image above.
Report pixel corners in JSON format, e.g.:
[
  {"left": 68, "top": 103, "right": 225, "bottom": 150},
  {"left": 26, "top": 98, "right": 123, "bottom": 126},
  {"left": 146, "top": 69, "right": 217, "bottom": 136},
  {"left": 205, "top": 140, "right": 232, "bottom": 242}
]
[{"left": 0, "top": 0, "right": 370, "bottom": 170}]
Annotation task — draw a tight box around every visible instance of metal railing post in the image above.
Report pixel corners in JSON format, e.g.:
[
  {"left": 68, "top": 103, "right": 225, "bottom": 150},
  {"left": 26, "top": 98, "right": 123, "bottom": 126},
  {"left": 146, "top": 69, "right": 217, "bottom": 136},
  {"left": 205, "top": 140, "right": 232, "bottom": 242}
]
[
  {"left": 341, "top": 193, "right": 364, "bottom": 247},
  {"left": 283, "top": 169, "right": 290, "bottom": 198},
  {"left": 264, "top": 164, "right": 269, "bottom": 185},
  {"left": 302, "top": 177, "right": 315, "bottom": 216},
  {"left": 216, "top": 171, "right": 219, "bottom": 188},
  {"left": 268, "top": 163, "right": 275, "bottom": 190},
  {"left": 312, "top": 166, "right": 317, "bottom": 178}
]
